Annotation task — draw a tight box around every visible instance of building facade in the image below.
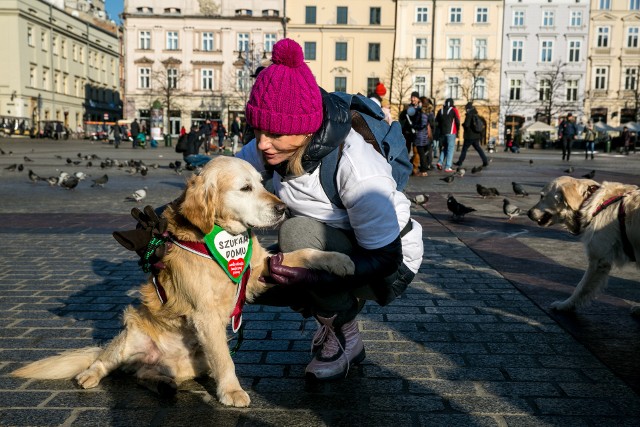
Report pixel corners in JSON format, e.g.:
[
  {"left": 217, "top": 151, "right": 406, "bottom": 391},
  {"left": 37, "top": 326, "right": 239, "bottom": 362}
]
[
  {"left": 0, "top": 0, "right": 121, "bottom": 135},
  {"left": 122, "top": 0, "right": 283, "bottom": 136},
  {"left": 499, "top": 0, "right": 590, "bottom": 143},
  {"left": 585, "top": 0, "right": 640, "bottom": 126},
  {"left": 286, "top": 1, "right": 396, "bottom": 99}
]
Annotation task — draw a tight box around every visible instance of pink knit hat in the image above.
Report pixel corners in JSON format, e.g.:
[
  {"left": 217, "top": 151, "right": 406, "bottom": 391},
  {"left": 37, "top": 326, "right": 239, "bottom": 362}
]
[{"left": 245, "top": 39, "right": 323, "bottom": 135}]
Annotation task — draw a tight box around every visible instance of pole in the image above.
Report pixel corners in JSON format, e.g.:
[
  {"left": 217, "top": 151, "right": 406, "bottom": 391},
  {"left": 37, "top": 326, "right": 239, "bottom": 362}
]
[
  {"left": 430, "top": 0, "right": 436, "bottom": 101},
  {"left": 389, "top": 0, "right": 398, "bottom": 106},
  {"left": 283, "top": 0, "right": 287, "bottom": 38}
]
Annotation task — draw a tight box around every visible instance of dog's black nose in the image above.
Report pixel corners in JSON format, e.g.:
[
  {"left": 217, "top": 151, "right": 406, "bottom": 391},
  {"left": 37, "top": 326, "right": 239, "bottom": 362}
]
[{"left": 274, "top": 203, "right": 287, "bottom": 216}]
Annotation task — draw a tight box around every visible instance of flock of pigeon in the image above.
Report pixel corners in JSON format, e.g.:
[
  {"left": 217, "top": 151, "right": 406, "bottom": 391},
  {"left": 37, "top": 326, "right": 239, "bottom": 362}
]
[
  {"left": 0, "top": 148, "right": 183, "bottom": 203},
  {"left": 413, "top": 162, "right": 598, "bottom": 223}
]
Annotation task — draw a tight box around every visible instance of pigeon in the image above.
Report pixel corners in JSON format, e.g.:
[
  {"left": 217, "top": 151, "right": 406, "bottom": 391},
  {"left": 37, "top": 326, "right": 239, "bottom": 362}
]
[
  {"left": 46, "top": 176, "right": 59, "bottom": 186},
  {"left": 582, "top": 170, "right": 596, "bottom": 179},
  {"left": 4, "top": 163, "right": 17, "bottom": 171},
  {"left": 72, "top": 160, "right": 82, "bottom": 165},
  {"left": 476, "top": 183, "right": 499, "bottom": 198},
  {"left": 91, "top": 174, "right": 108, "bottom": 188},
  {"left": 456, "top": 167, "right": 466, "bottom": 177},
  {"left": 54, "top": 154, "right": 62, "bottom": 159},
  {"left": 17, "top": 164, "right": 24, "bottom": 172},
  {"left": 66, "top": 158, "right": 73, "bottom": 164},
  {"left": 440, "top": 175, "right": 455, "bottom": 184},
  {"left": 447, "top": 194, "right": 476, "bottom": 220},
  {"left": 503, "top": 198, "right": 522, "bottom": 220},
  {"left": 77, "top": 153, "right": 83, "bottom": 158},
  {"left": 28, "top": 169, "right": 43, "bottom": 183},
  {"left": 512, "top": 182, "right": 528, "bottom": 197},
  {"left": 410, "top": 194, "right": 429, "bottom": 205},
  {"left": 86, "top": 161, "right": 93, "bottom": 167},
  {"left": 471, "top": 165, "right": 483, "bottom": 174},
  {"left": 0, "top": 147, "right": 5, "bottom": 155},
  {"left": 564, "top": 166, "right": 574, "bottom": 174},
  {"left": 74, "top": 172, "right": 88, "bottom": 181},
  {"left": 60, "top": 176, "right": 79, "bottom": 190},
  {"left": 529, "top": 159, "right": 534, "bottom": 166},
  {"left": 24, "top": 156, "right": 34, "bottom": 162},
  {"left": 126, "top": 187, "right": 147, "bottom": 202}
]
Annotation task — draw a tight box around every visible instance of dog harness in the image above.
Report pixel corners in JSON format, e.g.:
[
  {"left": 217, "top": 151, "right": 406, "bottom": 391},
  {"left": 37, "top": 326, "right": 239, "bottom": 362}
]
[{"left": 591, "top": 193, "right": 636, "bottom": 262}]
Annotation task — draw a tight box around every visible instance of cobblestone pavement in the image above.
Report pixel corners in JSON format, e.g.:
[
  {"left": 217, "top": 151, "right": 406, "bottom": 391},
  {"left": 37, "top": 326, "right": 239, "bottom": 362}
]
[{"left": 0, "top": 138, "right": 639, "bottom": 426}]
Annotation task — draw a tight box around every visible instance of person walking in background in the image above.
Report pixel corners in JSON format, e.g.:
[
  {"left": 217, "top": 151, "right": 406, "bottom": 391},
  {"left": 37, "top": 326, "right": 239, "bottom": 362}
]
[
  {"left": 201, "top": 119, "right": 213, "bottom": 155},
  {"left": 454, "top": 102, "right": 489, "bottom": 168},
  {"left": 183, "top": 125, "right": 211, "bottom": 168},
  {"left": 230, "top": 116, "right": 242, "bottom": 155},
  {"left": 399, "top": 91, "right": 423, "bottom": 172},
  {"left": 111, "top": 122, "right": 122, "bottom": 149},
  {"left": 558, "top": 113, "right": 578, "bottom": 161},
  {"left": 180, "top": 125, "right": 186, "bottom": 137},
  {"left": 216, "top": 122, "right": 227, "bottom": 152},
  {"left": 130, "top": 118, "right": 140, "bottom": 149},
  {"left": 435, "top": 98, "right": 460, "bottom": 173},
  {"left": 584, "top": 121, "right": 596, "bottom": 160},
  {"left": 413, "top": 97, "right": 435, "bottom": 176}
]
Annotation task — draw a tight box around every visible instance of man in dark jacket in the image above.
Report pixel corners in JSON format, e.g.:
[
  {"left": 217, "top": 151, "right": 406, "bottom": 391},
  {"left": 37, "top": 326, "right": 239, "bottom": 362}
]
[
  {"left": 183, "top": 125, "right": 211, "bottom": 168},
  {"left": 130, "top": 119, "right": 140, "bottom": 149},
  {"left": 559, "top": 112, "right": 578, "bottom": 161},
  {"left": 454, "top": 102, "right": 489, "bottom": 168},
  {"left": 435, "top": 98, "right": 460, "bottom": 172}
]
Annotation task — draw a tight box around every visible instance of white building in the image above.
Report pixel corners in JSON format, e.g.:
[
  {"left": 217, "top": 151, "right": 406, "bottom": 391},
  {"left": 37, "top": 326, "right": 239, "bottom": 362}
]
[
  {"left": 122, "top": 0, "right": 283, "bottom": 136},
  {"left": 0, "top": 0, "right": 121, "bottom": 135},
  {"left": 500, "top": 0, "right": 590, "bottom": 142}
]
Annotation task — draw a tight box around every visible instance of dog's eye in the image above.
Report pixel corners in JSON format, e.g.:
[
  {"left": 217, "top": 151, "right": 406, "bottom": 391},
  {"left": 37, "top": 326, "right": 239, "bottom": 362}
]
[{"left": 240, "top": 184, "right": 252, "bottom": 192}]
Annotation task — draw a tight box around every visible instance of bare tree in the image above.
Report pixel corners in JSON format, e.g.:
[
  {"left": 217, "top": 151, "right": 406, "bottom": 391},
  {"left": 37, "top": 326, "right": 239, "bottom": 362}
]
[
  {"left": 150, "top": 63, "right": 191, "bottom": 130},
  {"left": 525, "top": 61, "right": 574, "bottom": 124},
  {"left": 457, "top": 60, "right": 498, "bottom": 104},
  {"left": 387, "top": 58, "right": 414, "bottom": 113}
]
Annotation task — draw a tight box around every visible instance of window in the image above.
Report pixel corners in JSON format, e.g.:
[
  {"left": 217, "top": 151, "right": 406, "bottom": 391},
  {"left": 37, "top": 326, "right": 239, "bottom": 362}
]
[
  {"left": 538, "top": 79, "right": 551, "bottom": 101},
  {"left": 305, "top": 6, "right": 316, "bottom": 24},
  {"left": 625, "top": 67, "right": 638, "bottom": 90},
  {"left": 570, "top": 11, "right": 583, "bottom": 27},
  {"left": 632, "top": 0, "right": 640, "bottom": 10},
  {"left": 542, "top": 10, "right": 555, "bottom": 27},
  {"left": 30, "top": 66, "right": 36, "bottom": 87},
  {"left": 368, "top": 43, "right": 380, "bottom": 61},
  {"left": 235, "top": 9, "right": 252, "bottom": 16},
  {"left": 101, "top": 54, "right": 105, "bottom": 71},
  {"left": 304, "top": 42, "right": 317, "bottom": 60},
  {"left": 75, "top": 78, "right": 81, "bottom": 97},
  {"left": 52, "top": 35, "right": 58, "bottom": 55},
  {"left": 540, "top": 40, "right": 553, "bottom": 62},
  {"left": 473, "top": 77, "right": 486, "bottom": 100},
  {"left": 265, "top": 33, "right": 277, "bottom": 52},
  {"left": 414, "top": 75, "right": 427, "bottom": 95},
  {"left": 201, "top": 69, "right": 213, "bottom": 90},
  {"left": 111, "top": 58, "right": 115, "bottom": 75},
  {"left": 597, "top": 27, "right": 610, "bottom": 47},
  {"left": 509, "top": 79, "right": 522, "bottom": 100},
  {"left": 27, "top": 27, "right": 34, "bottom": 46},
  {"left": 53, "top": 72, "right": 59, "bottom": 93},
  {"left": 202, "top": 32, "right": 214, "bottom": 51},
  {"left": 61, "top": 39, "right": 66, "bottom": 58},
  {"left": 446, "top": 77, "right": 459, "bottom": 99},
  {"left": 42, "top": 67, "right": 49, "bottom": 90},
  {"left": 166, "top": 31, "right": 178, "bottom": 50},
  {"left": 370, "top": 7, "right": 381, "bottom": 25},
  {"left": 238, "top": 33, "right": 249, "bottom": 52},
  {"left": 513, "top": 10, "right": 524, "bottom": 26},
  {"left": 599, "top": 0, "right": 611, "bottom": 9},
  {"left": 474, "top": 39, "right": 487, "bottom": 60},
  {"left": 335, "top": 42, "right": 347, "bottom": 60},
  {"left": 511, "top": 40, "right": 524, "bottom": 62},
  {"left": 367, "top": 78, "right": 378, "bottom": 95},
  {"left": 627, "top": 27, "right": 639, "bottom": 48},
  {"left": 139, "top": 67, "right": 150, "bottom": 88},
  {"left": 415, "top": 38, "right": 428, "bottom": 59},
  {"left": 139, "top": 31, "right": 151, "bottom": 49},
  {"left": 41, "top": 31, "right": 47, "bottom": 51},
  {"left": 450, "top": 7, "right": 462, "bottom": 23},
  {"left": 448, "top": 38, "right": 461, "bottom": 59},
  {"left": 168, "top": 68, "right": 178, "bottom": 89},
  {"left": 568, "top": 40, "right": 581, "bottom": 62},
  {"left": 416, "top": 7, "right": 428, "bottom": 23},
  {"left": 337, "top": 7, "right": 348, "bottom": 24},
  {"left": 79, "top": 46, "right": 84, "bottom": 63},
  {"left": 476, "top": 7, "right": 488, "bottom": 23},
  {"left": 335, "top": 76, "right": 347, "bottom": 92},
  {"left": 566, "top": 80, "right": 578, "bottom": 101},
  {"left": 237, "top": 69, "right": 249, "bottom": 91},
  {"left": 63, "top": 74, "right": 68, "bottom": 94},
  {"left": 595, "top": 67, "right": 608, "bottom": 90},
  {"left": 72, "top": 44, "right": 77, "bottom": 61}
]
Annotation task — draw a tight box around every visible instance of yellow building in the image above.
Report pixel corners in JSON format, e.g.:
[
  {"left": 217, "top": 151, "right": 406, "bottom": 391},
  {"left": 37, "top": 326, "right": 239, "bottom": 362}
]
[
  {"left": 286, "top": 1, "right": 396, "bottom": 97},
  {"left": 585, "top": 0, "right": 640, "bottom": 125}
]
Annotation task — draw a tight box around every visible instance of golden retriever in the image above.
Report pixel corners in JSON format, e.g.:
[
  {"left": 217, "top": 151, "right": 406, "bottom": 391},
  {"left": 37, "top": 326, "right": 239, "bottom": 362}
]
[
  {"left": 11, "top": 156, "right": 355, "bottom": 407},
  {"left": 528, "top": 176, "right": 640, "bottom": 315}
]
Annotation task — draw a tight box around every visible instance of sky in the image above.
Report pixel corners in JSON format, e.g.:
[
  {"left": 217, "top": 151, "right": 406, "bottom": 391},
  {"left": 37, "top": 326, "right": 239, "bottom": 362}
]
[{"left": 105, "top": 0, "right": 124, "bottom": 24}]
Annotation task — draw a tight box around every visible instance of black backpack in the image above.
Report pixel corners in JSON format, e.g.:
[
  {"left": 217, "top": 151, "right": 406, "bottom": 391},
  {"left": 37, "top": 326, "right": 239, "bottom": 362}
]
[
  {"left": 175, "top": 134, "right": 188, "bottom": 153},
  {"left": 472, "top": 114, "right": 485, "bottom": 133},
  {"left": 319, "top": 93, "right": 411, "bottom": 209}
]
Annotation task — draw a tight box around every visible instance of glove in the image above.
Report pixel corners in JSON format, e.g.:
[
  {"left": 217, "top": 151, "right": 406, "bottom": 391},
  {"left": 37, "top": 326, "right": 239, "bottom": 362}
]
[
  {"left": 264, "top": 252, "right": 335, "bottom": 287},
  {"left": 113, "top": 205, "right": 168, "bottom": 272}
]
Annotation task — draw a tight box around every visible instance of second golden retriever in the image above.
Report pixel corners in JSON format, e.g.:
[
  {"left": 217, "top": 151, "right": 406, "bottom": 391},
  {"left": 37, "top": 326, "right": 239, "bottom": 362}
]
[
  {"left": 11, "top": 156, "right": 355, "bottom": 407},
  {"left": 528, "top": 176, "right": 640, "bottom": 315}
]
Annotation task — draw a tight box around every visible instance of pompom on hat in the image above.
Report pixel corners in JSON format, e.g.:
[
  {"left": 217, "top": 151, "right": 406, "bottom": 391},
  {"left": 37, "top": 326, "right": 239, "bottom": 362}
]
[{"left": 245, "top": 38, "right": 323, "bottom": 135}]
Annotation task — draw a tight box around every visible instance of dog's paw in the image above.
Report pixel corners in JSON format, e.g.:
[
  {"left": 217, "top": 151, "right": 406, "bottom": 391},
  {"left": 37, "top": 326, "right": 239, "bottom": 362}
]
[
  {"left": 218, "top": 388, "right": 250, "bottom": 407},
  {"left": 550, "top": 300, "right": 576, "bottom": 312},
  {"left": 75, "top": 367, "right": 102, "bottom": 389}
]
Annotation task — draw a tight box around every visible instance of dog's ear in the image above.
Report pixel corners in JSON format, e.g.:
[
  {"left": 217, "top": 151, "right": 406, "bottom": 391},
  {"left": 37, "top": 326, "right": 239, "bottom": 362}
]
[
  {"left": 179, "top": 174, "right": 216, "bottom": 234},
  {"left": 561, "top": 180, "right": 594, "bottom": 211}
]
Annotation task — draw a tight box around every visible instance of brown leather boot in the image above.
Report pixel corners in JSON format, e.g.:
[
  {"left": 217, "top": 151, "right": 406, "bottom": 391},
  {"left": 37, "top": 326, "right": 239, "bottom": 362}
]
[{"left": 305, "top": 315, "right": 365, "bottom": 381}]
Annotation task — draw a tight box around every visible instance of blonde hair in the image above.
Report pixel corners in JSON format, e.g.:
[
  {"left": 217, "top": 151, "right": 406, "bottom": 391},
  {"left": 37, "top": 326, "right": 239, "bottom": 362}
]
[{"left": 285, "top": 134, "right": 313, "bottom": 176}]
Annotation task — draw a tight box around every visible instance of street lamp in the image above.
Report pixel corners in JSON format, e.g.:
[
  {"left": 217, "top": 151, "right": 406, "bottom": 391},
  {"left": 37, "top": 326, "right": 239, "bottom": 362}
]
[{"left": 233, "top": 42, "right": 270, "bottom": 97}]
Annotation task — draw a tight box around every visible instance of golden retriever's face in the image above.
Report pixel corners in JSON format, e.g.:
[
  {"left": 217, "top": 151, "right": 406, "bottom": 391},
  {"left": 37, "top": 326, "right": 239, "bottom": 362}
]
[
  {"left": 180, "top": 157, "right": 286, "bottom": 235},
  {"left": 528, "top": 176, "right": 599, "bottom": 234}
]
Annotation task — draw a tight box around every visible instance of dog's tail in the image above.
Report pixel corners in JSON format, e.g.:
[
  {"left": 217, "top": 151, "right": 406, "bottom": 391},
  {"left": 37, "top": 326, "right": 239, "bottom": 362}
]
[{"left": 11, "top": 347, "right": 102, "bottom": 380}]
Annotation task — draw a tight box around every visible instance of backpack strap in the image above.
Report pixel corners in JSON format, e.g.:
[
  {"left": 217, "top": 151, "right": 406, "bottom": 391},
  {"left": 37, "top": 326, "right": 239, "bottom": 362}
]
[{"left": 319, "top": 143, "right": 345, "bottom": 209}]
